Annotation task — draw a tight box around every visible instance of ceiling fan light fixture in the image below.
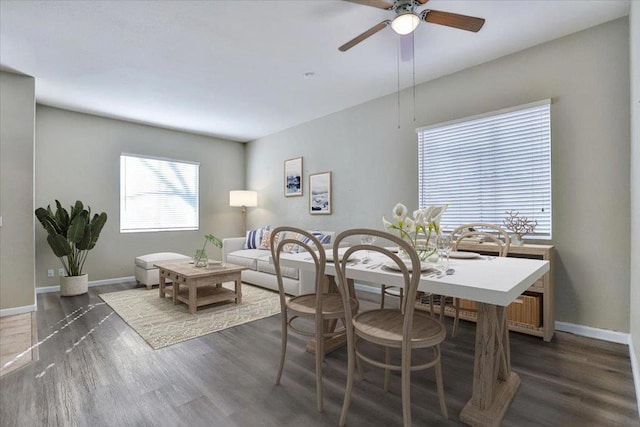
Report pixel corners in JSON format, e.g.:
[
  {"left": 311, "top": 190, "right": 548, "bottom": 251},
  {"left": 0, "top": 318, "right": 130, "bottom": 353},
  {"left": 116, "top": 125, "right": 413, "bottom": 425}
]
[{"left": 390, "top": 12, "right": 420, "bottom": 35}]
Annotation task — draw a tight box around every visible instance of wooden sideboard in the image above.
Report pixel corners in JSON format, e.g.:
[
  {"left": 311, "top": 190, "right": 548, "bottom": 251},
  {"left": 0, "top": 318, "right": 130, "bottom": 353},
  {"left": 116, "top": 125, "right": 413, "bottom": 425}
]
[{"left": 419, "top": 241, "right": 555, "bottom": 342}]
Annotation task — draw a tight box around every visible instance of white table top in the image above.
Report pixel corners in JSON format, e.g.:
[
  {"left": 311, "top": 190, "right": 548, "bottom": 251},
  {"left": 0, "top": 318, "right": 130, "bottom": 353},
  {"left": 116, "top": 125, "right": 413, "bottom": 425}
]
[{"left": 278, "top": 249, "right": 549, "bottom": 307}]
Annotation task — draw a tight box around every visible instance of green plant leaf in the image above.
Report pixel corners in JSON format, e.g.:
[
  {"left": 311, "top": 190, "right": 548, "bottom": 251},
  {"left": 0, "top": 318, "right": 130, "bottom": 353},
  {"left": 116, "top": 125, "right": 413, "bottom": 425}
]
[
  {"left": 67, "top": 215, "right": 87, "bottom": 244},
  {"left": 204, "top": 234, "right": 223, "bottom": 249},
  {"left": 47, "top": 233, "right": 71, "bottom": 258},
  {"left": 86, "top": 212, "right": 107, "bottom": 250}
]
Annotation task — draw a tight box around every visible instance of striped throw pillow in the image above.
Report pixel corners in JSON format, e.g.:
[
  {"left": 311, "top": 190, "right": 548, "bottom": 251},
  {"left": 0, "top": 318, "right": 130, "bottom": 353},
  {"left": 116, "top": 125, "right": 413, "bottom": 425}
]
[{"left": 245, "top": 226, "right": 271, "bottom": 249}]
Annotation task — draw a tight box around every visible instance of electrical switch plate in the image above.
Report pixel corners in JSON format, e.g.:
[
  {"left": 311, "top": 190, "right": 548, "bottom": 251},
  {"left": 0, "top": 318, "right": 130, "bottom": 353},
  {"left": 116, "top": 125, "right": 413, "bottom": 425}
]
[
  {"left": 58, "top": 268, "right": 65, "bottom": 276},
  {"left": 47, "top": 269, "right": 55, "bottom": 278}
]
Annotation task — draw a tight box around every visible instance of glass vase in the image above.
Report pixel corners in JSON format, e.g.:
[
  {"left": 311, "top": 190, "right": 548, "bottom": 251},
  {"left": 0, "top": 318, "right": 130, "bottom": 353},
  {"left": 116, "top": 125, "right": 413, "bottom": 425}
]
[
  {"left": 398, "top": 231, "right": 437, "bottom": 262},
  {"left": 194, "top": 250, "right": 208, "bottom": 267}
]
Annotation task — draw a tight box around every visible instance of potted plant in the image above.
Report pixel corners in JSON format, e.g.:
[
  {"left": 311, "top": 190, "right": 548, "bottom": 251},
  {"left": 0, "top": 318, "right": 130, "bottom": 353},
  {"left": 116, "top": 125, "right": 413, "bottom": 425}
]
[
  {"left": 35, "top": 200, "right": 107, "bottom": 296},
  {"left": 194, "top": 234, "right": 223, "bottom": 267}
]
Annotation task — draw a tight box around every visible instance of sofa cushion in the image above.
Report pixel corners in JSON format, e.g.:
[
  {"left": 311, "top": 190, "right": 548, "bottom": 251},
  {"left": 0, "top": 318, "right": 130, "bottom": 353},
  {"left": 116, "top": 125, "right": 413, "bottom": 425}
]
[
  {"left": 226, "top": 249, "right": 266, "bottom": 270},
  {"left": 135, "top": 252, "right": 191, "bottom": 270},
  {"left": 245, "top": 225, "right": 271, "bottom": 249},
  {"left": 256, "top": 255, "right": 299, "bottom": 280}
]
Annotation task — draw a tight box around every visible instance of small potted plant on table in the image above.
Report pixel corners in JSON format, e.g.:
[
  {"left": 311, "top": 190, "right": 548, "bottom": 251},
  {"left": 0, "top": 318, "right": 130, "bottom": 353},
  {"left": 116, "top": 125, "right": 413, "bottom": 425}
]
[{"left": 194, "top": 234, "right": 223, "bottom": 267}]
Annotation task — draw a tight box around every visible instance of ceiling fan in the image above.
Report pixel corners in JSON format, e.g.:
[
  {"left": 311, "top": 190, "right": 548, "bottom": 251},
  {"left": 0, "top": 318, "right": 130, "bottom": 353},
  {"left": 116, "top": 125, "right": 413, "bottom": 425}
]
[{"left": 339, "top": 0, "right": 485, "bottom": 52}]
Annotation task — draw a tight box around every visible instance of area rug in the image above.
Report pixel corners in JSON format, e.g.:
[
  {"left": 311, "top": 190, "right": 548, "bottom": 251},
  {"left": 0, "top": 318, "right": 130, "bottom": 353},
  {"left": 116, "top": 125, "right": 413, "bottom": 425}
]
[{"left": 100, "top": 284, "right": 282, "bottom": 349}]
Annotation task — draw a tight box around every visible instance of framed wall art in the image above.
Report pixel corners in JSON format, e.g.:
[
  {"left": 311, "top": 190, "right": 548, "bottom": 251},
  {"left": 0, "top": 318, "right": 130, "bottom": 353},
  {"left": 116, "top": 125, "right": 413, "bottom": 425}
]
[
  {"left": 309, "top": 171, "right": 331, "bottom": 215},
  {"left": 284, "top": 157, "right": 303, "bottom": 197}
]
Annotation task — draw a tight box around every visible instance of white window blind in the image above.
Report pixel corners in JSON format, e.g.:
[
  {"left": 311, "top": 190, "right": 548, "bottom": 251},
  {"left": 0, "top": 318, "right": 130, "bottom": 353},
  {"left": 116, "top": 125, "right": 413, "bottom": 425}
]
[
  {"left": 417, "top": 100, "right": 551, "bottom": 238},
  {"left": 120, "top": 154, "right": 199, "bottom": 233}
]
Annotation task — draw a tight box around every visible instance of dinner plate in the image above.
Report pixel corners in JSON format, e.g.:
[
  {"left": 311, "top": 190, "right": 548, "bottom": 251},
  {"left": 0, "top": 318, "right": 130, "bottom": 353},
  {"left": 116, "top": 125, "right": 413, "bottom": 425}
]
[
  {"left": 449, "top": 251, "right": 482, "bottom": 259},
  {"left": 383, "top": 261, "right": 436, "bottom": 272}
]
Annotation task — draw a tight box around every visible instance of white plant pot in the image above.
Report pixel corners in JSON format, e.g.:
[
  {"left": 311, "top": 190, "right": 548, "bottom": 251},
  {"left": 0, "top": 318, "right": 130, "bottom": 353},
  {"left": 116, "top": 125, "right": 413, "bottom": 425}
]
[{"left": 60, "top": 274, "right": 88, "bottom": 296}]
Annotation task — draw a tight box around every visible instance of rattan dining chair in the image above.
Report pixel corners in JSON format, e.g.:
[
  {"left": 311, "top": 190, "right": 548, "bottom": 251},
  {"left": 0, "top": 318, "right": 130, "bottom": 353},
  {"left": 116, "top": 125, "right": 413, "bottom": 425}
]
[
  {"left": 333, "top": 228, "right": 448, "bottom": 427},
  {"left": 270, "top": 226, "right": 359, "bottom": 412},
  {"left": 444, "top": 223, "right": 511, "bottom": 337}
]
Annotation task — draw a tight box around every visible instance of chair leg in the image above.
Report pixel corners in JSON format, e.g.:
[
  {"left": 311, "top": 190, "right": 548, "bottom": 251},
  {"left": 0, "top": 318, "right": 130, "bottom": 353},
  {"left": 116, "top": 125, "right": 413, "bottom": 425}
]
[
  {"left": 399, "top": 287, "right": 404, "bottom": 308},
  {"left": 275, "top": 313, "right": 288, "bottom": 385},
  {"left": 384, "top": 347, "right": 391, "bottom": 392},
  {"left": 316, "top": 316, "right": 324, "bottom": 412},
  {"left": 355, "top": 337, "right": 364, "bottom": 380},
  {"left": 339, "top": 326, "right": 356, "bottom": 426},
  {"left": 401, "top": 348, "right": 412, "bottom": 427},
  {"left": 429, "top": 294, "right": 435, "bottom": 318},
  {"left": 440, "top": 296, "right": 446, "bottom": 321},
  {"left": 435, "top": 346, "right": 448, "bottom": 419},
  {"left": 453, "top": 298, "right": 460, "bottom": 338},
  {"left": 380, "top": 285, "right": 387, "bottom": 309}
]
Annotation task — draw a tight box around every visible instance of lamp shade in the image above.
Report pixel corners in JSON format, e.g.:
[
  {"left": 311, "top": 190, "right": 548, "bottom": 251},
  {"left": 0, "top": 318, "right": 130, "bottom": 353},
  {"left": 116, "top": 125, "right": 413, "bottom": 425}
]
[
  {"left": 391, "top": 12, "right": 420, "bottom": 35},
  {"left": 229, "top": 190, "right": 257, "bottom": 207}
]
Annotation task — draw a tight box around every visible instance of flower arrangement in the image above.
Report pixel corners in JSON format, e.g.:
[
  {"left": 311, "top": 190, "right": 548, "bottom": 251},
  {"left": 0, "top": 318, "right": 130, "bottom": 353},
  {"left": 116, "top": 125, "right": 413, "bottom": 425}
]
[{"left": 383, "top": 203, "right": 448, "bottom": 260}]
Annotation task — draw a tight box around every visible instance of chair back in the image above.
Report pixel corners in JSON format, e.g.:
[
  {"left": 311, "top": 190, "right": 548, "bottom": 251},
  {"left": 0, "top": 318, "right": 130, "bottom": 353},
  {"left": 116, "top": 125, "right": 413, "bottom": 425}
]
[
  {"left": 270, "top": 226, "right": 326, "bottom": 311},
  {"left": 450, "top": 222, "right": 511, "bottom": 257},
  {"left": 333, "top": 228, "right": 422, "bottom": 337}
]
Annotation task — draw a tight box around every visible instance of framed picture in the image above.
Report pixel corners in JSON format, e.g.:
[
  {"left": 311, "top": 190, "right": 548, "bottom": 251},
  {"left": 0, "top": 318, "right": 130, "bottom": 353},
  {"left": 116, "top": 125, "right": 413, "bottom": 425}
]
[
  {"left": 309, "top": 172, "right": 331, "bottom": 215},
  {"left": 284, "top": 157, "right": 303, "bottom": 197}
]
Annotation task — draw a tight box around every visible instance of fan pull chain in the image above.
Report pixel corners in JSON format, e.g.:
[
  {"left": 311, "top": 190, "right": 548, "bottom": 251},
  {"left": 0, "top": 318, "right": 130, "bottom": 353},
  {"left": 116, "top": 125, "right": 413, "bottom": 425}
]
[
  {"left": 412, "top": 32, "right": 416, "bottom": 123},
  {"left": 397, "top": 37, "right": 401, "bottom": 129}
]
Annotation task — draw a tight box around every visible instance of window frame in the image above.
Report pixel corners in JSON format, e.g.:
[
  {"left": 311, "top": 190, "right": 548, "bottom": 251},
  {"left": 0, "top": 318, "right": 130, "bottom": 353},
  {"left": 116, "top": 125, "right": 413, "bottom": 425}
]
[
  {"left": 416, "top": 99, "right": 552, "bottom": 239},
  {"left": 120, "top": 153, "right": 200, "bottom": 233}
]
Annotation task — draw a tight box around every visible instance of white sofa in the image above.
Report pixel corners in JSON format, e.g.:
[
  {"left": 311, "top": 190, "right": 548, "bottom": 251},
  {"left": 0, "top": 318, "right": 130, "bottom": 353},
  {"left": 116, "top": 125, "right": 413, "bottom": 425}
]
[{"left": 222, "top": 231, "right": 334, "bottom": 296}]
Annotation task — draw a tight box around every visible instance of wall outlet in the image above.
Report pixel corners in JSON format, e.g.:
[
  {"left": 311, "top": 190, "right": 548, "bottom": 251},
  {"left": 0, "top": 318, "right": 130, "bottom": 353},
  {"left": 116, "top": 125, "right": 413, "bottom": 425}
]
[
  {"left": 47, "top": 269, "right": 54, "bottom": 278},
  {"left": 58, "top": 268, "right": 66, "bottom": 277}
]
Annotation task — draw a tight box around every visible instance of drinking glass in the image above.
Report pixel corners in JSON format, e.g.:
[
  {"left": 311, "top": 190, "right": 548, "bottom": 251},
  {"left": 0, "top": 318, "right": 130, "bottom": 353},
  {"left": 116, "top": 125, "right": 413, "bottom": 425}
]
[
  {"left": 361, "top": 235, "right": 377, "bottom": 261},
  {"left": 436, "top": 234, "right": 452, "bottom": 268}
]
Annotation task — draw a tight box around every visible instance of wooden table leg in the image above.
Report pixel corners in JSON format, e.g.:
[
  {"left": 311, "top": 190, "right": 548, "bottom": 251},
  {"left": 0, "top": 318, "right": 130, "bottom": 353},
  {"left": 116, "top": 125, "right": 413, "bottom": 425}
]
[
  {"left": 158, "top": 273, "right": 166, "bottom": 298},
  {"left": 460, "top": 303, "right": 520, "bottom": 427},
  {"left": 188, "top": 281, "right": 196, "bottom": 314},
  {"left": 235, "top": 275, "right": 242, "bottom": 304},
  {"left": 306, "top": 275, "right": 352, "bottom": 356}
]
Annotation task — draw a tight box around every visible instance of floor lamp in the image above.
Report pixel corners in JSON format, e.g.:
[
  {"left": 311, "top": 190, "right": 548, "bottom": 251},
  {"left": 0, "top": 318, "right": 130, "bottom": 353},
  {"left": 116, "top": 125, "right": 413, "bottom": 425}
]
[{"left": 229, "top": 190, "right": 257, "bottom": 235}]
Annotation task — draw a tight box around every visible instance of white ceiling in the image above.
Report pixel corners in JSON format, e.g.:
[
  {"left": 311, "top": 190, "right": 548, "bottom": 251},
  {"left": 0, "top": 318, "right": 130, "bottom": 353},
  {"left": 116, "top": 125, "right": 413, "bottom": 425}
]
[{"left": 0, "top": 0, "right": 630, "bottom": 142}]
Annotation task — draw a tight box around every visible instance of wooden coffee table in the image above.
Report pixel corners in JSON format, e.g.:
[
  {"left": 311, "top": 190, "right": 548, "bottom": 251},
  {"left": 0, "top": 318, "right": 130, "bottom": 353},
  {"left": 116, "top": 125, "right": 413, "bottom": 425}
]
[{"left": 154, "top": 261, "right": 245, "bottom": 314}]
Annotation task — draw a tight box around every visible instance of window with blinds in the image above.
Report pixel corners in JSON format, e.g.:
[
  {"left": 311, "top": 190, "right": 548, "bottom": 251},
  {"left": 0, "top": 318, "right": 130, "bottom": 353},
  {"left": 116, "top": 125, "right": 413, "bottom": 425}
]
[
  {"left": 417, "top": 100, "right": 552, "bottom": 238},
  {"left": 120, "top": 154, "right": 199, "bottom": 233}
]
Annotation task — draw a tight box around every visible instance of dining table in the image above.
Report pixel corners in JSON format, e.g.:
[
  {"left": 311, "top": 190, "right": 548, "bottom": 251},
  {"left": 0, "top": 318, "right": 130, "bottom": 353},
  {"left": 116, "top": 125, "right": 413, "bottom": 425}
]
[{"left": 279, "top": 247, "right": 550, "bottom": 427}]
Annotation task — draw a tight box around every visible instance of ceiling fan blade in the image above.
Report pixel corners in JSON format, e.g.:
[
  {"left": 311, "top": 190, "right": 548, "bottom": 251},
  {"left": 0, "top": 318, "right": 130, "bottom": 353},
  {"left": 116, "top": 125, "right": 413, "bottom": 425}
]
[
  {"left": 422, "top": 9, "right": 485, "bottom": 32},
  {"left": 343, "top": 0, "right": 394, "bottom": 10},
  {"left": 339, "top": 21, "right": 389, "bottom": 52}
]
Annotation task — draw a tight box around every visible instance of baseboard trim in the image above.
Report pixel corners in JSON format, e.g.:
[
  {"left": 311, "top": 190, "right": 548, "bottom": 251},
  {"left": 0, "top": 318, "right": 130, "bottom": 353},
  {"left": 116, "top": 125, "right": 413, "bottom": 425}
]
[
  {"left": 0, "top": 304, "right": 37, "bottom": 317},
  {"left": 629, "top": 335, "right": 640, "bottom": 418},
  {"left": 36, "top": 276, "right": 136, "bottom": 294},
  {"left": 555, "top": 321, "right": 630, "bottom": 344}
]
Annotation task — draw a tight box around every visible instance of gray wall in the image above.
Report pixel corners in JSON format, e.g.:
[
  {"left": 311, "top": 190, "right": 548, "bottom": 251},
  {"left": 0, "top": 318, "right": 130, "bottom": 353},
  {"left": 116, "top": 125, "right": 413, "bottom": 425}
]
[
  {"left": 629, "top": 0, "right": 640, "bottom": 405},
  {"left": 35, "top": 106, "right": 245, "bottom": 287},
  {"left": 0, "top": 71, "right": 36, "bottom": 310},
  {"left": 247, "top": 19, "right": 631, "bottom": 332}
]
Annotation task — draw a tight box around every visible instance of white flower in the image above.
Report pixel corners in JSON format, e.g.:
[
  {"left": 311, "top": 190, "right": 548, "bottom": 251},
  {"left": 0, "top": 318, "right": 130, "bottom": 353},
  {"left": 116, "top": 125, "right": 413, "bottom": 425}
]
[
  {"left": 382, "top": 203, "right": 448, "bottom": 245},
  {"left": 392, "top": 203, "right": 407, "bottom": 221},
  {"left": 413, "top": 209, "right": 426, "bottom": 227},
  {"left": 382, "top": 217, "right": 394, "bottom": 231}
]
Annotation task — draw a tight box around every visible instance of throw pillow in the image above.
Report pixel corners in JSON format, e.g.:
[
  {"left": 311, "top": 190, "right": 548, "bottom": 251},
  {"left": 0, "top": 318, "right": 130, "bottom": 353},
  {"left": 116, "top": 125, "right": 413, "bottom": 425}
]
[
  {"left": 245, "top": 225, "right": 271, "bottom": 249},
  {"left": 301, "top": 231, "right": 332, "bottom": 245},
  {"left": 260, "top": 230, "right": 280, "bottom": 250}
]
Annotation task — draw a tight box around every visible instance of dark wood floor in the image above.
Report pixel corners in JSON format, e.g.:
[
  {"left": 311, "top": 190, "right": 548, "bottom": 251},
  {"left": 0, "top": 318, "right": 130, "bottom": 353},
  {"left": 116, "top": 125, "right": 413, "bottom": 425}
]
[{"left": 0, "top": 282, "right": 638, "bottom": 427}]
